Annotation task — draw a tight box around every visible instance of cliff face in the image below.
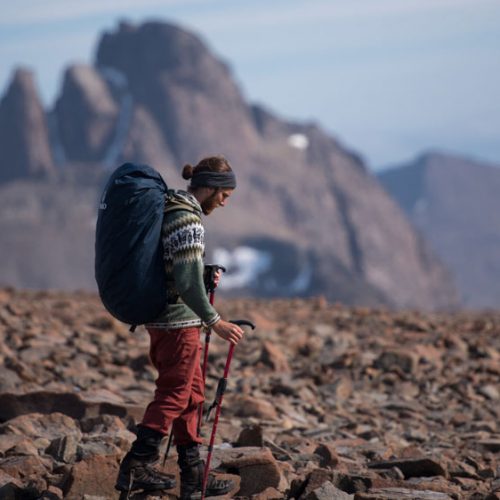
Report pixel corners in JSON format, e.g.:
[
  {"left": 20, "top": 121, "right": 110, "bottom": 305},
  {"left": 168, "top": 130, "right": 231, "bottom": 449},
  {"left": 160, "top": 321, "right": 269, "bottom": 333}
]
[
  {"left": 379, "top": 152, "right": 500, "bottom": 308},
  {"left": 54, "top": 65, "right": 119, "bottom": 163},
  {"left": 0, "top": 69, "right": 55, "bottom": 183},
  {"left": 0, "top": 21, "right": 458, "bottom": 310}
]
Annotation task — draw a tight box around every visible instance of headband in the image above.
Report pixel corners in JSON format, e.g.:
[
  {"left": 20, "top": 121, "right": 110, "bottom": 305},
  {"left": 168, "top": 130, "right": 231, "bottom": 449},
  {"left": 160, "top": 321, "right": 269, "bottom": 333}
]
[{"left": 190, "top": 171, "right": 237, "bottom": 189}]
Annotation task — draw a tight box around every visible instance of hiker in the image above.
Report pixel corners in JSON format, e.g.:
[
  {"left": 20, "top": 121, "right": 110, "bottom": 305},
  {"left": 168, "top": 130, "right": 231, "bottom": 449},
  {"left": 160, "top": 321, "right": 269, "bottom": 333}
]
[{"left": 115, "top": 156, "right": 245, "bottom": 498}]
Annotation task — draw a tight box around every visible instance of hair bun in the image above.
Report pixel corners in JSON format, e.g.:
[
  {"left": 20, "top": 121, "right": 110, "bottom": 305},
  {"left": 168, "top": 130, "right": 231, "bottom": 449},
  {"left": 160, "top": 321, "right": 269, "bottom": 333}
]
[{"left": 182, "top": 164, "right": 194, "bottom": 180}]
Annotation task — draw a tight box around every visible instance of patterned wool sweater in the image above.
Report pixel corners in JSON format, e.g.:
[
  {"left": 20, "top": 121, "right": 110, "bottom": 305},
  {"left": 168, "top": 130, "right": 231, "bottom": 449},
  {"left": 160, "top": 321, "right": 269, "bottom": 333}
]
[{"left": 148, "top": 190, "right": 220, "bottom": 329}]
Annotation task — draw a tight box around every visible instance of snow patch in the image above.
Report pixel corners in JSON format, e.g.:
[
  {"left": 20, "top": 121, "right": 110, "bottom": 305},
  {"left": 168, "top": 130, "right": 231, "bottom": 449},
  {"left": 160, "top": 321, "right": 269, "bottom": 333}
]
[
  {"left": 287, "top": 133, "right": 309, "bottom": 150},
  {"left": 213, "top": 246, "right": 272, "bottom": 289}
]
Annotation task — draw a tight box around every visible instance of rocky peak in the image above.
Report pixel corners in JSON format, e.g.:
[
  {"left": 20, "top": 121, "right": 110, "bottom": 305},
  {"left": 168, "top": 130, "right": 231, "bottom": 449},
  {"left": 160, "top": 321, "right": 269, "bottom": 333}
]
[
  {"left": 96, "top": 20, "right": 259, "bottom": 162},
  {"left": 379, "top": 152, "right": 500, "bottom": 308},
  {"left": 54, "top": 64, "right": 119, "bottom": 163},
  {"left": 0, "top": 68, "right": 55, "bottom": 183}
]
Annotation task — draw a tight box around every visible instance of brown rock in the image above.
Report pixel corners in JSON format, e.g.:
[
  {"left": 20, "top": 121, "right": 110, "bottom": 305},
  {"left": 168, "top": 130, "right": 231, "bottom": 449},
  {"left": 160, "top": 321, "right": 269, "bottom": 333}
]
[
  {"left": 4, "top": 437, "right": 39, "bottom": 457},
  {"left": 296, "top": 468, "right": 336, "bottom": 498},
  {"left": 478, "top": 440, "right": 500, "bottom": 452},
  {"left": 236, "top": 424, "right": 264, "bottom": 447},
  {"left": 260, "top": 341, "right": 290, "bottom": 372},
  {"left": 375, "top": 349, "right": 417, "bottom": 374},
  {"left": 251, "top": 486, "right": 283, "bottom": 499},
  {"left": 0, "top": 391, "right": 133, "bottom": 422},
  {"left": 219, "top": 447, "right": 281, "bottom": 497},
  {"left": 0, "top": 454, "right": 52, "bottom": 491},
  {"left": 46, "top": 435, "right": 78, "bottom": 463},
  {"left": 63, "top": 454, "right": 120, "bottom": 499},
  {"left": 321, "top": 377, "right": 353, "bottom": 400},
  {"left": 354, "top": 488, "right": 453, "bottom": 499},
  {"left": 232, "top": 395, "right": 278, "bottom": 420},
  {"left": 305, "top": 481, "right": 353, "bottom": 500},
  {"left": 314, "top": 443, "right": 339, "bottom": 468},
  {"left": 1, "top": 412, "right": 81, "bottom": 441},
  {"left": 0, "top": 469, "right": 22, "bottom": 487},
  {"left": 368, "top": 458, "right": 446, "bottom": 479}
]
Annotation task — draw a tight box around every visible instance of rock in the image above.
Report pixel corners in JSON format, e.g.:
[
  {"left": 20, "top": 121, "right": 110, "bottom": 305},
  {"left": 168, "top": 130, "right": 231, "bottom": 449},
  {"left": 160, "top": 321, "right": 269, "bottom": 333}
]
[
  {"left": 314, "top": 443, "right": 339, "bottom": 468},
  {"left": 319, "top": 377, "right": 353, "bottom": 400},
  {"left": 0, "top": 435, "right": 25, "bottom": 456},
  {"left": 0, "top": 412, "right": 81, "bottom": 442},
  {"left": 368, "top": 458, "right": 446, "bottom": 479},
  {"left": 251, "top": 486, "right": 284, "bottom": 499},
  {"left": 219, "top": 447, "right": 282, "bottom": 497},
  {"left": 46, "top": 435, "right": 79, "bottom": 463},
  {"left": 41, "top": 485, "right": 64, "bottom": 499},
  {"left": 4, "top": 437, "right": 39, "bottom": 457},
  {"left": 296, "top": 469, "right": 336, "bottom": 498},
  {"left": 0, "top": 391, "right": 134, "bottom": 422},
  {"left": 231, "top": 395, "right": 278, "bottom": 420},
  {"left": 0, "top": 454, "right": 52, "bottom": 491},
  {"left": 260, "top": 341, "right": 290, "bottom": 372},
  {"left": 354, "top": 488, "right": 453, "bottom": 499},
  {"left": 79, "top": 414, "right": 128, "bottom": 434},
  {"left": 0, "top": 470, "right": 22, "bottom": 488},
  {"left": 304, "top": 481, "right": 354, "bottom": 500},
  {"left": 63, "top": 454, "right": 120, "bottom": 499},
  {"left": 479, "top": 384, "right": 500, "bottom": 400},
  {"left": 375, "top": 350, "right": 417, "bottom": 374},
  {"left": 236, "top": 424, "right": 264, "bottom": 447},
  {"left": 478, "top": 440, "right": 500, "bottom": 453},
  {"left": 0, "top": 289, "right": 499, "bottom": 500},
  {"left": 76, "top": 437, "right": 121, "bottom": 460}
]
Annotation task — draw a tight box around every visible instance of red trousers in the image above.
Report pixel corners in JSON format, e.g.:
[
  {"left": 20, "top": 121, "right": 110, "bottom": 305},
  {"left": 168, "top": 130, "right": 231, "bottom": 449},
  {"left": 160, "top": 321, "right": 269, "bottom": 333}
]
[{"left": 141, "top": 327, "right": 204, "bottom": 446}]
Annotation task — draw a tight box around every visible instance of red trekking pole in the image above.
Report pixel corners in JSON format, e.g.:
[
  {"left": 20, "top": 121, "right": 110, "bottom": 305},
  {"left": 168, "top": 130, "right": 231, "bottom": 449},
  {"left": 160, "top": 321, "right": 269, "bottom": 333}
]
[
  {"left": 201, "top": 319, "right": 256, "bottom": 500},
  {"left": 197, "top": 264, "right": 226, "bottom": 436}
]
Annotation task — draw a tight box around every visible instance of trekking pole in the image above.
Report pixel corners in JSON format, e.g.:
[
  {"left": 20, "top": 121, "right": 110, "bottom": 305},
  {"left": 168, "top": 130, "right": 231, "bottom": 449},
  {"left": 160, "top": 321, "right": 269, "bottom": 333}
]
[
  {"left": 197, "top": 264, "right": 226, "bottom": 436},
  {"left": 201, "top": 319, "right": 256, "bottom": 500},
  {"left": 162, "top": 264, "right": 226, "bottom": 467}
]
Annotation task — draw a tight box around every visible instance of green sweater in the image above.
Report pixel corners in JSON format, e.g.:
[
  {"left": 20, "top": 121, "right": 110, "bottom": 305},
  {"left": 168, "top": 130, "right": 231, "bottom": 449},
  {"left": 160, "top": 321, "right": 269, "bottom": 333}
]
[{"left": 147, "top": 190, "right": 220, "bottom": 329}]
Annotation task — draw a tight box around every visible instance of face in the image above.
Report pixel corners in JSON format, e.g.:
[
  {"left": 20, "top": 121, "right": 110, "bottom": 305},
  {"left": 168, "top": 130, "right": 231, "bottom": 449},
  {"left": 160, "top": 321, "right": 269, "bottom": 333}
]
[{"left": 201, "top": 188, "right": 233, "bottom": 215}]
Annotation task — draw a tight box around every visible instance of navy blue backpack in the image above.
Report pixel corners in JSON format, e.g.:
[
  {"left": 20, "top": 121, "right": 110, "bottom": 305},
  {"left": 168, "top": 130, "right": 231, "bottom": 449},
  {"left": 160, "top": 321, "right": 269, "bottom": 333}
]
[{"left": 95, "top": 163, "right": 168, "bottom": 326}]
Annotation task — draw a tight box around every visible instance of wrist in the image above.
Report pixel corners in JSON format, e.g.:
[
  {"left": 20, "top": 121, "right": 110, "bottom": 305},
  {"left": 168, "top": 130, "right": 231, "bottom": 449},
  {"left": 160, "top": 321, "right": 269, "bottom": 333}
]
[{"left": 205, "top": 313, "right": 221, "bottom": 328}]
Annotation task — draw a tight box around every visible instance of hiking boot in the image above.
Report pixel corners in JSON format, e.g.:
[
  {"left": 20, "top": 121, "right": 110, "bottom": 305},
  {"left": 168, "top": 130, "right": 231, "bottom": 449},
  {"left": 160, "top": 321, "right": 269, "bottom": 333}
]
[
  {"left": 177, "top": 443, "right": 234, "bottom": 499},
  {"left": 115, "top": 455, "right": 176, "bottom": 493}
]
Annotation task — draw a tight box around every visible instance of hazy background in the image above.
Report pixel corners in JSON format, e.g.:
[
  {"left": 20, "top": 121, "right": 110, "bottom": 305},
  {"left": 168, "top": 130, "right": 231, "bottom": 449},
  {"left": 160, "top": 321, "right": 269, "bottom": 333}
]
[{"left": 1, "top": 0, "right": 499, "bottom": 170}]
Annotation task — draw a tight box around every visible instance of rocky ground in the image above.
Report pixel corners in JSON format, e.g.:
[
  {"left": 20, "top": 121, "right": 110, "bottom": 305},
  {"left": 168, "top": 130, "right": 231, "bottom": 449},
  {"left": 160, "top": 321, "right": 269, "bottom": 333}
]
[{"left": 0, "top": 288, "right": 499, "bottom": 499}]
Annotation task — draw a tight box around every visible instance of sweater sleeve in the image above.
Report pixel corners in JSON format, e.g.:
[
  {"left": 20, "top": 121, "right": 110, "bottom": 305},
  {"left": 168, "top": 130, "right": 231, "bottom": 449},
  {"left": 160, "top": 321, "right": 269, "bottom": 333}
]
[{"left": 165, "top": 213, "right": 220, "bottom": 326}]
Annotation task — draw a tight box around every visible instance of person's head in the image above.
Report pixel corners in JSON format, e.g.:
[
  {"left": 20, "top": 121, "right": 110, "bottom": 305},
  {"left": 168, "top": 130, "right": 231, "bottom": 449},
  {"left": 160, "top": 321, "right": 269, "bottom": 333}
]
[{"left": 182, "top": 156, "right": 236, "bottom": 215}]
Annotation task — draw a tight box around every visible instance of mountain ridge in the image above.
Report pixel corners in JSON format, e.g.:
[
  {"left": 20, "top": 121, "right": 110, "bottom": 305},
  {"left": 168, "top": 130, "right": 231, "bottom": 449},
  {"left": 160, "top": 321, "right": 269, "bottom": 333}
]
[{"left": 0, "top": 19, "right": 458, "bottom": 310}]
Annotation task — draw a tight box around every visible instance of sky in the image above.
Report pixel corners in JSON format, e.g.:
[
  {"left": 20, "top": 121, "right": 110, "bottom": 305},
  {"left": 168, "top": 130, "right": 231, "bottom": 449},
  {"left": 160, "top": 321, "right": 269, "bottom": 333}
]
[{"left": 1, "top": 0, "right": 499, "bottom": 171}]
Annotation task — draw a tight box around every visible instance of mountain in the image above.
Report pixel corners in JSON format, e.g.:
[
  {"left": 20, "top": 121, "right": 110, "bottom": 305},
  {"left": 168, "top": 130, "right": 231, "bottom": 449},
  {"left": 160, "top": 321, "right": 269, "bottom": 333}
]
[
  {"left": 0, "top": 68, "right": 55, "bottom": 183},
  {"left": 0, "top": 20, "right": 458, "bottom": 310},
  {"left": 379, "top": 152, "right": 500, "bottom": 308}
]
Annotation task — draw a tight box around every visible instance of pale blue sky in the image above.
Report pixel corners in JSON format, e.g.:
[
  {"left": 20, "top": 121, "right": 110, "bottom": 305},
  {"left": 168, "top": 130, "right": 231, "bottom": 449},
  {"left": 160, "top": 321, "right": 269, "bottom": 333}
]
[{"left": 1, "top": 0, "right": 499, "bottom": 170}]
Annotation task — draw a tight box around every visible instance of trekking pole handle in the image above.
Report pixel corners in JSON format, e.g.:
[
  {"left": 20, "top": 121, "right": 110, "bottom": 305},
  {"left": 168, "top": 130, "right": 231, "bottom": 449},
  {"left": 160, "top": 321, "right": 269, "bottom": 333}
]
[
  {"left": 204, "top": 264, "right": 227, "bottom": 293},
  {"left": 228, "top": 319, "right": 256, "bottom": 329}
]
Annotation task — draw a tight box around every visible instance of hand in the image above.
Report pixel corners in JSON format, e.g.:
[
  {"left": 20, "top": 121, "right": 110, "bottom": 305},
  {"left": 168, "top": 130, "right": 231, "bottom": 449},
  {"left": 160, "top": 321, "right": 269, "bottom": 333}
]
[{"left": 212, "top": 319, "right": 244, "bottom": 345}]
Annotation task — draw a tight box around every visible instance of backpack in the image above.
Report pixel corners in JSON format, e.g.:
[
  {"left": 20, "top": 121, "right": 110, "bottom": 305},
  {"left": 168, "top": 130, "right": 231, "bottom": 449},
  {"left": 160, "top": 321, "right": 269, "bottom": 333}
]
[{"left": 95, "top": 163, "right": 168, "bottom": 326}]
